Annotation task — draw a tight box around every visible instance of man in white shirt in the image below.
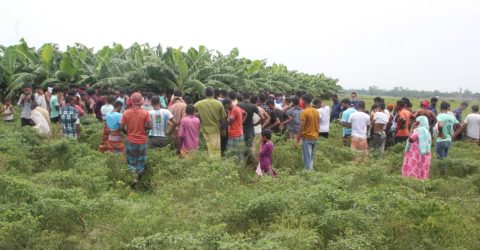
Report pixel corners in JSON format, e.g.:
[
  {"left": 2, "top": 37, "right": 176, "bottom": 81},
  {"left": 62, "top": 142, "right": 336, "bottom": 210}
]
[
  {"left": 348, "top": 101, "right": 371, "bottom": 160},
  {"left": 462, "top": 105, "right": 480, "bottom": 143},
  {"left": 314, "top": 99, "right": 330, "bottom": 138},
  {"left": 148, "top": 96, "right": 174, "bottom": 149},
  {"left": 371, "top": 103, "right": 389, "bottom": 158},
  {"left": 34, "top": 86, "right": 48, "bottom": 110}
]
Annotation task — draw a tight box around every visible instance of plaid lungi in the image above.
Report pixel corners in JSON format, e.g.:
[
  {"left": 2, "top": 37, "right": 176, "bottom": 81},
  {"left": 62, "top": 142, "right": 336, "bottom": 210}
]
[
  {"left": 108, "top": 129, "right": 125, "bottom": 154},
  {"left": 126, "top": 141, "right": 147, "bottom": 173}
]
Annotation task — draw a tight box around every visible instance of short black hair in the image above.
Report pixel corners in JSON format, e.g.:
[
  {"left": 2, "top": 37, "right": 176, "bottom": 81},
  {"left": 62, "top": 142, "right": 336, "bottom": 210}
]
[
  {"left": 302, "top": 94, "right": 313, "bottom": 105},
  {"left": 351, "top": 92, "right": 357, "bottom": 95},
  {"left": 64, "top": 95, "right": 74, "bottom": 104},
  {"left": 431, "top": 97, "right": 438, "bottom": 103},
  {"left": 313, "top": 98, "right": 322, "bottom": 106},
  {"left": 184, "top": 96, "right": 193, "bottom": 105},
  {"left": 52, "top": 87, "right": 59, "bottom": 94},
  {"left": 228, "top": 91, "right": 238, "bottom": 100},
  {"left": 341, "top": 98, "right": 350, "bottom": 105},
  {"left": 378, "top": 103, "right": 386, "bottom": 110},
  {"left": 108, "top": 95, "right": 116, "bottom": 104},
  {"left": 357, "top": 101, "right": 366, "bottom": 109},
  {"left": 173, "top": 90, "right": 182, "bottom": 97},
  {"left": 259, "top": 93, "right": 267, "bottom": 102},
  {"left": 472, "top": 105, "right": 479, "bottom": 112},
  {"left": 291, "top": 96, "right": 299, "bottom": 106},
  {"left": 114, "top": 100, "right": 123, "bottom": 109},
  {"left": 242, "top": 92, "right": 251, "bottom": 100},
  {"left": 396, "top": 100, "right": 406, "bottom": 108},
  {"left": 205, "top": 86, "right": 215, "bottom": 97},
  {"left": 250, "top": 95, "right": 258, "bottom": 104},
  {"left": 186, "top": 104, "right": 195, "bottom": 115},
  {"left": 261, "top": 129, "right": 272, "bottom": 140},
  {"left": 222, "top": 97, "right": 232, "bottom": 106},
  {"left": 151, "top": 95, "right": 160, "bottom": 106},
  {"left": 461, "top": 101, "right": 469, "bottom": 107},
  {"left": 332, "top": 94, "right": 338, "bottom": 98},
  {"left": 440, "top": 101, "right": 450, "bottom": 110},
  {"left": 266, "top": 98, "right": 275, "bottom": 107}
]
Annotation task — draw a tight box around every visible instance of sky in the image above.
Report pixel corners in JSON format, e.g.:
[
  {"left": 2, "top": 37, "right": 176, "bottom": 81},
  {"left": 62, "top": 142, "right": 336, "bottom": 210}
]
[{"left": 1, "top": 0, "right": 479, "bottom": 92}]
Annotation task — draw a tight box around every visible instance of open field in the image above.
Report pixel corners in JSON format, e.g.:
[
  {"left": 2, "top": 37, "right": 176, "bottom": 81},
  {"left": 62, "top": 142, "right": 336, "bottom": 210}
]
[{"left": 1, "top": 108, "right": 479, "bottom": 249}]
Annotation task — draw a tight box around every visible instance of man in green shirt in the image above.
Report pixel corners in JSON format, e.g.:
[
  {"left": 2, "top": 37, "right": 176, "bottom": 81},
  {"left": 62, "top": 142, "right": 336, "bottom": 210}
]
[
  {"left": 436, "top": 101, "right": 461, "bottom": 160},
  {"left": 49, "top": 87, "right": 60, "bottom": 123},
  {"left": 194, "top": 87, "right": 226, "bottom": 158}
]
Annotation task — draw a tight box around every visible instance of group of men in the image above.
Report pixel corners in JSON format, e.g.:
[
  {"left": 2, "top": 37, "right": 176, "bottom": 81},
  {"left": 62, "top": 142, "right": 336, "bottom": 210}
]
[{"left": 3, "top": 85, "right": 480, "bottom": 185}]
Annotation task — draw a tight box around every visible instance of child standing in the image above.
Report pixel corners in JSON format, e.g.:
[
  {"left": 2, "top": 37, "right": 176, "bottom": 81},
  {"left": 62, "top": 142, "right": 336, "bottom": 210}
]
[
  {"left": 2, "top": 99, "right": 14, "bottom": 122},
  {"left": 178, "top": 104, "right": 200, "bottom": 157},
  {"left": 257, "top": 129, "right": 276, "bottom": 176}
]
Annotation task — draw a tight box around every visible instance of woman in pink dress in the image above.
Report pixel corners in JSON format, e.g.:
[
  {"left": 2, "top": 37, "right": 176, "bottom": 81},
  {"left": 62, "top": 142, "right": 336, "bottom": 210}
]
[{"left": 402, "top": 116, "right": 432, "bottom": 180}]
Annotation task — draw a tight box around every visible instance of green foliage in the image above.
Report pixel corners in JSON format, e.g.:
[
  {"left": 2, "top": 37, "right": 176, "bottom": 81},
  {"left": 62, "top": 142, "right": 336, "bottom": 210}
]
[{"left": 1, "top": 115, "right": 480, "bottom": 249}]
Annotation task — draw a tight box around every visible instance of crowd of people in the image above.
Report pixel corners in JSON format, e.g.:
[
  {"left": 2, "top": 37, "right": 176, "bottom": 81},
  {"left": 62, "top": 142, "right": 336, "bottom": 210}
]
[{"left": 1, "top": 85, "right": 479, "bottom": 187}]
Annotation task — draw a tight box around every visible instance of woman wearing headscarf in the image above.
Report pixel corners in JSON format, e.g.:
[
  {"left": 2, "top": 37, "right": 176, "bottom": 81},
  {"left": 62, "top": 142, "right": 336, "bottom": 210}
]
[{"left": 402, "top": 116, "right": 432, "bottom": 180}]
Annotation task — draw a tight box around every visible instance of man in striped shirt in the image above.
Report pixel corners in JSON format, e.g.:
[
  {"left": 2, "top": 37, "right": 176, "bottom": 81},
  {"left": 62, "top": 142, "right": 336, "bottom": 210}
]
[{"left": 148, "top": 96, "right": 174, "bottom": 149}]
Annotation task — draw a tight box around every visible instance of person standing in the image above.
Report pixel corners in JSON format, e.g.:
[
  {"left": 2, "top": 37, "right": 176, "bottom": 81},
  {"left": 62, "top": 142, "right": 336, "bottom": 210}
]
[
  {"left": 453, "top": 102, "right": 468, "bottom": 140},
  {"left": 348, "top": 101, "right": 371, "bottom": 161},
  {"left": 223, "top": 98, "right": 247, "bottom": 164},
  {"left": 414, "top": 100, "right": 436, "bottom": 133},
  {"left": 330, "top": 94, "right": 341, "bottom": 122},
  {"left": 350, "top": 92, "right": 360, "bottom": 110},
  {"left": 395, "top": 100, "right": 415, "bottom": 143},
  {"left": 18, "top": 85, "right": 34, "bottom": 126},
  {"left": 168, "top": 96, "right": 187, "bottom": 152},
  {"left": 2, "top": 99, "right": 14, "bottom": 122},
  {"left": 315, "top": 99, "right": 330, "bottom": 139},
  {"left": 120, "top": 93, "right": 153, "bottom": 188},
  {"left": 34, "top": 86, "right": 48, "bottom": 110},
  {"left": 99, "top": 95, "right": 116, "bottom": 152},
  {"left": 237, "top": 93, "right": 260, "bottom": 162},
  {"left": 50, "top": 87, "right": 61, "bottom": 123},
  {"left": 461, "top": 105, "right": 480, "bottom": 144},
  {"left": 402, "top": 116, "right": 432, "bottom": 180},
  {"left": 281, "top": 96, "right": 302, "bottom": 140},
  {"left": 178, "top": 104, "right": 201, "bottom": 157},
  {"left": 429, "top": 97, "right": 438, "bottom": 115},
  {"left": 341, "top": 99, "right": 356, "bottom": 147},
  {"left": 106, "top": 101, "right": 125, "bottom": 154},
  {"left": 59, "top": 95, "right": 81, "bottom": 140},
  {"left": 148, "top": 96, "right": 174, "bottom": 149},
  {"left": 257, "top": 129, "right": 276, "bottom": 176},
  {"left": 194, "top": 87, "right": 226, "bottom": 158},
  {"left": 295, "top": 94, "right": 319, "bottom": 171},
  {"left": 436, "top": 101, "right": 460, "bottom": 161},
  {"left": 371, "top": 103, "right": 389, "bottom": 158}
]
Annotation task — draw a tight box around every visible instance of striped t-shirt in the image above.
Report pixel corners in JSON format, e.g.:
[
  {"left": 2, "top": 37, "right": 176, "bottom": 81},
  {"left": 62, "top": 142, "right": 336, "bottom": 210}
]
[{"left": 148, "top": 108, "right": 173, "bottom": 137}]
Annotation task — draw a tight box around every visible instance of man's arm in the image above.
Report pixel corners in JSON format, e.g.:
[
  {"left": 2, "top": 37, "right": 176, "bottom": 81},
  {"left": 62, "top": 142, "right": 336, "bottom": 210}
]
[
  {"left": 241, "top": 109, "right": 247, "bottom": 123},
  {"left": 295, "top": 113, "right": 306, "bottom": 147}
]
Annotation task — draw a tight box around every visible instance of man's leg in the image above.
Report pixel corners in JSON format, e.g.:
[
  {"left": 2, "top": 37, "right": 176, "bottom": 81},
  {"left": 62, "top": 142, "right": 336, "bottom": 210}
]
[
  {"left": 310, "top": 139, "right": 317, "bottom": 170},
  {"left": 302, "top": 139, "right": 313, "bottom": 171},
  {"left": 204, "top": 133, "right": 221, "bottom": 158}
]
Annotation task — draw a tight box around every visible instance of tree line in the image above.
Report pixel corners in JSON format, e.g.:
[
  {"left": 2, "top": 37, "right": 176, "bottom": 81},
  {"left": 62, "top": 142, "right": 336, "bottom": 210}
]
[
  {"left": 350, "top": 86, "right": 480, "bottom": 99},
  {"left": 0, "top": 39, "right": 341, "bottom": 101}
]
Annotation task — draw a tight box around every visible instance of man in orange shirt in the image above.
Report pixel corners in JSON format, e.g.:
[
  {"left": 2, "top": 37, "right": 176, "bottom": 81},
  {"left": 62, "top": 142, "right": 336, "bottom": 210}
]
[
  {"left": 295, "top": 94, "right": 319, "bottom": 171},
  {"left": 395, "top": 99, "right": 415, "bottom": 143},
  {"left": 120, "top": 92, "right": 153, "bottom": 189},
  {"left": 223, "top": 98, "right": 247, "bottom": 165}
]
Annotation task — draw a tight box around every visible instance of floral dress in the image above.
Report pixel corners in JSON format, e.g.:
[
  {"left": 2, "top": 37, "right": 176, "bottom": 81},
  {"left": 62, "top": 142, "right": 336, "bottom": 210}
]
[{"left": 402, "top": 131, "right": 432, "bottom": 180}]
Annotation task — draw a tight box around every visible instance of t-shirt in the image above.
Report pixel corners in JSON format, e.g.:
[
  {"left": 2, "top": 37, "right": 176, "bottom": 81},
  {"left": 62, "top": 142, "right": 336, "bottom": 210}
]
[
  {"left": 60, "top": 106, "right": 80, "bottom": 138},
  {"left": 464, "top": 113, "right": 480, "bottom": 139},
  {"left": 179, "top": 115, "right": 201, "bottom": 151},
  {"left": 373, "top": 111, "right": 389, "bottom": 126},
  {"left": 50, "top": 95, "right": 59, "bottom": 118},
  {"left": 149, "top": 108, "right": 174, "bottom": 137},
  {"left": 286, "top": 106, "right": 302, "bottom": 133},
  {"left": 300, "top": 107, "right": 319, "bottom": 140},
  {"left": 194, "top": 98, "right": 226, "bottom": 135},
  {"left": 453, "top": 108, "right": 462, "bottom": 121},
  {"left": 436, "top": 113, "right": 459, "bottom": 142},
  {"left": 348, "top": 112, "right": 371, "bottom": 138},
  {"left": 396, "top": 109, "right": 413, "bottom": 137},
  {"left": 106, "top": 111, "right": 122, "bottom": 130},
  {"left": 268, "top": 108, "right": 286, "bottom": 133},
  {"left": 35, "top": 94, "right": 48, "bottom": 110},
  {"left": 120, "top": 108, "right": 151, "bottom": 144},
  {"left": 228, "top": 106, "right": 244, "bottom": 138},
  {"left": 101, "top": 104, "right": 114, "bottom": 121},
  {"left": 341, "top": 108, "right": 356, "bottom": 136},
  {"left": 237, "top": 101, "right": 259, "bottom": 129},
  {"left": 319, "top": 106, "right": 330, "bottom": 133}
]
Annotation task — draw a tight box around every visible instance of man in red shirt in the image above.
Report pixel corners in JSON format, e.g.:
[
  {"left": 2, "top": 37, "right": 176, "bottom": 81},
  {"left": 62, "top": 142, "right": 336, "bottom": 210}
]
[
  {"left": 120, "top": 92, "right": 153, "bottom": 189},
  {"left": 223, "top": 98, "right": 247, "bottom": 165},
  {"left": 395, "top": 99, "right": 415, "bottom": 143}
]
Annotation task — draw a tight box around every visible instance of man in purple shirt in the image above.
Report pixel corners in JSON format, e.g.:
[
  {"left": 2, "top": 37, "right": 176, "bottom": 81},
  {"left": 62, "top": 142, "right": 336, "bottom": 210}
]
[{"left": 179, "top": 104, "right": 201, "bottom": 156}]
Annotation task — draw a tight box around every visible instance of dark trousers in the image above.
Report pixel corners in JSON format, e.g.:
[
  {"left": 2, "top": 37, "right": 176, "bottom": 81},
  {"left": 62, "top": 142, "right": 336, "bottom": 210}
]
[
  {"left": 21, "top": 118, "right": 33, "bottom": 127},
  {"left": 243, "top": 126, "right": 255, "bottom": 163},
  {"left": 319, "top": 132, "right": 329, "bottom": 139}
]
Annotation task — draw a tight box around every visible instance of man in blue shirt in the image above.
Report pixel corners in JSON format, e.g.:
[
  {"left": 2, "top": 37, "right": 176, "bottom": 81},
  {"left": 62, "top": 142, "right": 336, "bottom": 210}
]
[
  {"left": 330, "top": 94, "right": 341, "bottom": 121},
  {"left": 429, "top": 97, "right": 438, "bottom": 115},
  {"left": 341, "top": 98, "right": 357, "bottom": 147}
]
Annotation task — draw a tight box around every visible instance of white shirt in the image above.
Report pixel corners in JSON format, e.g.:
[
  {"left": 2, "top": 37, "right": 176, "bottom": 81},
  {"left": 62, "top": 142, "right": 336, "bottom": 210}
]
[
  {"left": 464, "top": 113, "right": 480, "bottom": 139},
  {"left": 374, "top": 111, "right": 389, "bottom": 124},
  {"left": 100, "top": 104, "right": 114, "bottom": 120},
  {"left": 35, "top": 94, "right": 48, "bottom": 110},
  {"left": 348, "top": 111, "right": 371, "bottom": 139},
  {"left": 253, "top": 112, "right": 262, "bottom": 134},
  {"left": 318, "top": 106, "right": 331, "bottom": 133},
  {"left": 149, "top": 108, "right": 174, "bottom": 137}
]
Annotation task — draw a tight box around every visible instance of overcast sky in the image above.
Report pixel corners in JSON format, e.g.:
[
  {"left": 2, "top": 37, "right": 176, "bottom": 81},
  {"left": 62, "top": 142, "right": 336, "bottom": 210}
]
[{"left": 1, "top": 0, "right": 479, "bottom": 92}]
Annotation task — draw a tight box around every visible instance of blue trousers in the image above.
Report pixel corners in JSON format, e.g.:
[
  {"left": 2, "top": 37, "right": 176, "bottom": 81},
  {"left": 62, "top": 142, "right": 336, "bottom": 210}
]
[
  {"left": 436, "top": 141, "right": 451, "bottom": 160},
  {"left": 302, "top": 139, "right": 317, "bottom": 171}
]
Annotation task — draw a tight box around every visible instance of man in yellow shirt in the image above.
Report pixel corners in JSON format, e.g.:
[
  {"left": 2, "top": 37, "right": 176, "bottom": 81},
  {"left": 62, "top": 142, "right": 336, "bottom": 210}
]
[{"left": 295, "top": 94, "right": 319, "bottom": 171}]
